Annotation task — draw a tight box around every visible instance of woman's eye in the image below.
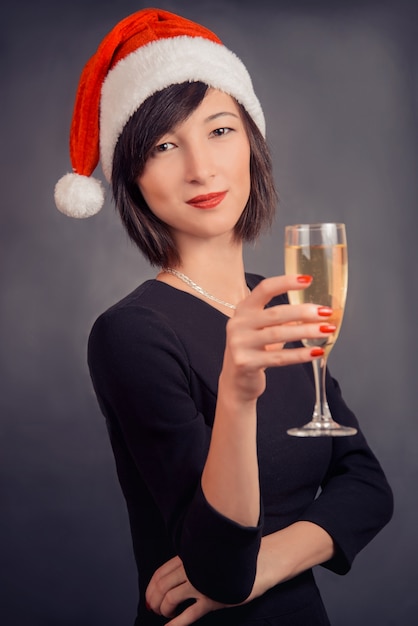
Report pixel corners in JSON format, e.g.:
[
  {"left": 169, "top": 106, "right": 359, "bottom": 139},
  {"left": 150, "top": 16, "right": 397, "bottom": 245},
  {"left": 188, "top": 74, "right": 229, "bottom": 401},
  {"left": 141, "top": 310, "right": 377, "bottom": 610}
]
[
  {"left": 154, "top": 142, "right": 175, "bottom": 153},
  {"left": 211, "top": 127, "right": 232, "bottom": 137}
]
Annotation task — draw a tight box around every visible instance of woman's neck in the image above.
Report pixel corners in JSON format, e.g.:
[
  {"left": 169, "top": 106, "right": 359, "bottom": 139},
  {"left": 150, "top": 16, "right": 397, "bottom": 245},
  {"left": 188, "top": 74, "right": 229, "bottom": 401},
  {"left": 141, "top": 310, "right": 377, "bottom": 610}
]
[{"left": 157, "top": 238, "right": 249, "bottom": 314}]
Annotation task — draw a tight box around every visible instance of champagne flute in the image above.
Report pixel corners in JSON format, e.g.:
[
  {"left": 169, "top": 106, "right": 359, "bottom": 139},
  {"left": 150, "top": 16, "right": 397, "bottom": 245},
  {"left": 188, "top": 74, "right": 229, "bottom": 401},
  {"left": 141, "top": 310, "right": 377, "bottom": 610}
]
[{"left": 284, "top": 223, "right": 357, "bottom": 437}]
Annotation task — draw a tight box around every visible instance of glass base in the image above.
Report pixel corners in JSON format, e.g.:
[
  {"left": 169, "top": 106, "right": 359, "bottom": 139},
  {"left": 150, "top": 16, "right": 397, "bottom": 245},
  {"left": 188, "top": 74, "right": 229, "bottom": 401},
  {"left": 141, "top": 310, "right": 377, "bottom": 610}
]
[{"left": 287, "top": 420, "right": 357, "bottom": 437}]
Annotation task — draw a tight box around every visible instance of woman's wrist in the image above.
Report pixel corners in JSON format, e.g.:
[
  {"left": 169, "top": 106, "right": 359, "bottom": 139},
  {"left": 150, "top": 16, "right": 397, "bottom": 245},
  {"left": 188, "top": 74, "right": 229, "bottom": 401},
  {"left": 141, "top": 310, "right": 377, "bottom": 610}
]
[{"left": 217, "top": 369, "right": 261, "bottom": 411}]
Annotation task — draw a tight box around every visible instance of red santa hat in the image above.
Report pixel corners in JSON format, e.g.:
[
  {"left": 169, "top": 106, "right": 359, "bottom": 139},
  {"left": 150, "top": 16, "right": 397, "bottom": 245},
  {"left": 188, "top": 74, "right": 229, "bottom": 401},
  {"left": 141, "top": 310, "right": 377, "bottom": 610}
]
[{"left": 54, "top": 8, "right": 265, "bottom": 218}]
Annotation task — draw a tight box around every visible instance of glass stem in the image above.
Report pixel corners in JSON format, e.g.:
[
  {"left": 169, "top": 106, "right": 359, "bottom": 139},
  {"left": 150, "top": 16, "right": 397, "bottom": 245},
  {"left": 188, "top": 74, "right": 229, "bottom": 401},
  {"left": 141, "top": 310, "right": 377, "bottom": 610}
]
[{"left": 311, "top": 355, "right": 332, "bottom": 423}]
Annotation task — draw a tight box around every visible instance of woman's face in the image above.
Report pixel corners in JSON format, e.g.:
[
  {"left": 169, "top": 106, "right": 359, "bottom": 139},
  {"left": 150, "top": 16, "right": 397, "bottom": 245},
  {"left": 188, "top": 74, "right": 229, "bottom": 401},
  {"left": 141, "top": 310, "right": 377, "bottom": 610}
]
[{"left": 137, "top": 89, "right": 251, "bottom": 247}]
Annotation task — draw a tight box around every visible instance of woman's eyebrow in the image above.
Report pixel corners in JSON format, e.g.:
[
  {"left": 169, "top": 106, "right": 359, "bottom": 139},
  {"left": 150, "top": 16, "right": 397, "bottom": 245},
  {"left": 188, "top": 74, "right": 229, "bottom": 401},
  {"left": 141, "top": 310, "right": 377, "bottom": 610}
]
[{"left": 205, "top": 111, "right": 240, "bottom": 123}]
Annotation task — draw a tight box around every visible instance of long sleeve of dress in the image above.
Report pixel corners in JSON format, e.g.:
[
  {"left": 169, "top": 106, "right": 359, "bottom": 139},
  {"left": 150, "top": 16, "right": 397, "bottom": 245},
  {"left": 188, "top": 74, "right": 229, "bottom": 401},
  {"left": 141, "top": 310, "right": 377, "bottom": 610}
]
[
  {"left": 298, "top": 373, "right": 394, "bottom": 574},
  {"left": 88, "top": 302, "right": 262, "bottom": 603}
]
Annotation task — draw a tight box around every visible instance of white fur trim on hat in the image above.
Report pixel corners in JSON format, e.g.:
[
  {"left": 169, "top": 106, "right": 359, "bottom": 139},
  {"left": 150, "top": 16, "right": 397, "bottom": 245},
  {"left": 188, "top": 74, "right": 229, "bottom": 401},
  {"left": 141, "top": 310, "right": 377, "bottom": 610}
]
[
  {"left": 100, "top": 36, "right": 265, "bottom": 181},
  {"left": 54, "top": 173, "right": 105, "bottom": 218}
]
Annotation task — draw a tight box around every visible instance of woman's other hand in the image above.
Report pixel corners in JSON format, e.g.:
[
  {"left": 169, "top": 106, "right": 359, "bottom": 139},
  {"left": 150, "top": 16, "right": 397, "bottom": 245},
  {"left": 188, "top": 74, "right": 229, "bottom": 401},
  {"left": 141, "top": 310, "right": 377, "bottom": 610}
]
[
  {"left": 146, "top": 522, "right": 334, "bottom": 624},
  {"left": 145, "top": 556, "right": 228, "bottom": 624}
]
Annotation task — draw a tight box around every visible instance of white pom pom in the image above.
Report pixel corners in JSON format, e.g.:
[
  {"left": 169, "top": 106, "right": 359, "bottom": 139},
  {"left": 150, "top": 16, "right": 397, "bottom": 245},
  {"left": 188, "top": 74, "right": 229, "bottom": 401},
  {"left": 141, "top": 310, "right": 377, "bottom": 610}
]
[{"left": 54, "top": 173, "right": 105, "bottom": 218}]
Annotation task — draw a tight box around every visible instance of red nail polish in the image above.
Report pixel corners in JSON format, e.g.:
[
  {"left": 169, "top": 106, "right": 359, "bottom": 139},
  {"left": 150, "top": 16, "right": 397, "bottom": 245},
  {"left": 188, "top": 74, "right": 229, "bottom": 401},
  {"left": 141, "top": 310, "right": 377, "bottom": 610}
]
[
  {"left": 145, "top": 601, "right": 152, "bottom": 612},
  {"left": 297, "top": 275, "right": 312, "bottom": 284},
  {"left": 318, "top": 306, "right": 333, "bottom": 317},
  {"left": 310, "top": 348, "right": 324, "bottom": 357},
  {"left": 319, "top": 324, "right": 336, "bottom": 333}
]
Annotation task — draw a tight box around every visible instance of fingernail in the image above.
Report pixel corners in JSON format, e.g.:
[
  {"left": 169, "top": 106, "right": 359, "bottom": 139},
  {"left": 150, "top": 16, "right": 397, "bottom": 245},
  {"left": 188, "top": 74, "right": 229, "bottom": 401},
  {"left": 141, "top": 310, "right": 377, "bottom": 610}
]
[
  {"left": 319, "top": 324, "right": 336, "bottom": 333},
  {"left": 318, "top": 306, "right": 333, "bottom": 316},
  {"left": 297, "top": 274, "right": 312, "bottom": 284},
  {"left": 145, "top": 601, "right": 152, "bottom": 612},
  {"left": 311, "top": 348, "right": 325, "bottom": 357}
]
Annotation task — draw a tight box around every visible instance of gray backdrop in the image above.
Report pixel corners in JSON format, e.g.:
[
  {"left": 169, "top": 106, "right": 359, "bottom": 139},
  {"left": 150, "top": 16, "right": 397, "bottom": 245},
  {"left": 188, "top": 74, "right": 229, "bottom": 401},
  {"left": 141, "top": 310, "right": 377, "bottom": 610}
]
[{"left": 2, "top": 0, "right": 417, "bottom": 624}]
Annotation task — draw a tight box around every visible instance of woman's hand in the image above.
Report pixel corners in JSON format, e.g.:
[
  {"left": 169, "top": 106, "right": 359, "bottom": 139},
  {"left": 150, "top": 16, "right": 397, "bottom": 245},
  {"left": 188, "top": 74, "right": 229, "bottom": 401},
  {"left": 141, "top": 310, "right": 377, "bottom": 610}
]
[
  {"left": 221, "top": 274, "right": 334, "bottom": 403},
  {"left": 143, "top": 543, "right": 287, "bottom": 623},
  {"left": 145, "top": 556, "right": 229, "bottom": 625}
]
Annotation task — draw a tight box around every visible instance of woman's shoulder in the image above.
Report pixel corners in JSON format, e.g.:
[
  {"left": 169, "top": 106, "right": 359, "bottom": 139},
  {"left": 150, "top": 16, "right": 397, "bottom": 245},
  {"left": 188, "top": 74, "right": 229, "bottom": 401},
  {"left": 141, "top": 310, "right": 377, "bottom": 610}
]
[
  {"left": 93, "top": 278, "right": 183, "bottom": 319},
  {"left": 88, "top": 280, "right": 192, "bottom": 377},
  {"left": 89, "top": 280, "right": 182, "bottom": 346}
]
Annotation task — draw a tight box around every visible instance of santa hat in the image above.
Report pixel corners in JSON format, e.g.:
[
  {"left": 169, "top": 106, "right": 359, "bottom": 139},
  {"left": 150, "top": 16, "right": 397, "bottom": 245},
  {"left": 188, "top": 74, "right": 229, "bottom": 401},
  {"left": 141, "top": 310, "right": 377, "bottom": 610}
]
[{"left": 54, "top": 8, "right": 265, "bottom": 218}]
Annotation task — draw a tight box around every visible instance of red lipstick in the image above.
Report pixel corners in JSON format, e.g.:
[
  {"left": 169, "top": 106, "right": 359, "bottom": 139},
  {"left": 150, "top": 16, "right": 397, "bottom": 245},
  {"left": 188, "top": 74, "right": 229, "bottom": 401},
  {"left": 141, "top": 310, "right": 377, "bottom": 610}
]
[{"left": 186, "top": 191, "right": 227, "bottom": 209}]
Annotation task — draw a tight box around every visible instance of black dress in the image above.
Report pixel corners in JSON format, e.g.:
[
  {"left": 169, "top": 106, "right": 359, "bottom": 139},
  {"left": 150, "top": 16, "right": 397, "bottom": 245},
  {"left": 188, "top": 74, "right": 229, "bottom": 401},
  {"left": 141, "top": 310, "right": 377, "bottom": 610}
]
[{"left": 88, "top": 274, "right": 393, "bottom": 625}]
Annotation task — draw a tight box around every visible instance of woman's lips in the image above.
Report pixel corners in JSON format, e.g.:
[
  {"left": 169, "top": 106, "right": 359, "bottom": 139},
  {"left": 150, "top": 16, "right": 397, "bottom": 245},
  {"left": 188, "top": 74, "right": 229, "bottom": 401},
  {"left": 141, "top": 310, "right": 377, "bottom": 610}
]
[{"left": 186, "top": 191, "right": 227, "bottom": 209}]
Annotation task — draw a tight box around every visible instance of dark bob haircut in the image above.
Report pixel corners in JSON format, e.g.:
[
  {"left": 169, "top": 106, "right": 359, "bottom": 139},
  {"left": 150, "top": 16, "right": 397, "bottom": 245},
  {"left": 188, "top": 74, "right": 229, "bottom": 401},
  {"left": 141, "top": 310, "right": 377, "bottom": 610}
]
[{"left": 112, "top": 82, "right": 277, "bottom": 267}]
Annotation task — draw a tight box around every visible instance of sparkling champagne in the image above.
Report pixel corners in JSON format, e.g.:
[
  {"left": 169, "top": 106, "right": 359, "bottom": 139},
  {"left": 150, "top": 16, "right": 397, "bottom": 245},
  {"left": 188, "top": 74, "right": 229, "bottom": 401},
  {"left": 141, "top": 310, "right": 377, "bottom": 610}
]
[
  {"left": 285, "top": 243, "right": 348, "bottom": 355},
  {"left": 284, "top": 223, "right": 356, "bottom": 436}
]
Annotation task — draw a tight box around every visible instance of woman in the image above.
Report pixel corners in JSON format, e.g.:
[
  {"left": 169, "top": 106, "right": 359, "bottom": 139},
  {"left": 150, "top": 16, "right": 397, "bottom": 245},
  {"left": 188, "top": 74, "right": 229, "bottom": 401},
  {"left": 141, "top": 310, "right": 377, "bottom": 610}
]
[{"left": 55, "top": 8, "right": 393, "bottom": 625}]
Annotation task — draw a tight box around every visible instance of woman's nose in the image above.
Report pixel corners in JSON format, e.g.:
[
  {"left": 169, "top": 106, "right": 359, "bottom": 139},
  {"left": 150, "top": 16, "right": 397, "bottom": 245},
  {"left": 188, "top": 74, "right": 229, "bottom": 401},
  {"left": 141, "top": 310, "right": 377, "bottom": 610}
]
[{"left": 184, "top": 144, "right": 215, "bottom": 184}]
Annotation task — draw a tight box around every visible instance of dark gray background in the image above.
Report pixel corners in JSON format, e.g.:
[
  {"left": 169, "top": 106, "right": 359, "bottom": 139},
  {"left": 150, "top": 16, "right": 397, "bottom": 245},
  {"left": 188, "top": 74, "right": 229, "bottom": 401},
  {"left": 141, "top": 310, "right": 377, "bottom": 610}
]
[{"left": 2, "top": 0, "right": 417, "bottom": 624}]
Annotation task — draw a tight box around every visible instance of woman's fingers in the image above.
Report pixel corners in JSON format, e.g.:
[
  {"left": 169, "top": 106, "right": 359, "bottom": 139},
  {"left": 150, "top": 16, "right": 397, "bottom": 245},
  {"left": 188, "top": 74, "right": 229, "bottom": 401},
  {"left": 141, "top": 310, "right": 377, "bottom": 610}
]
[
  {"left": 160, "top": 582, "right": 199, "bottom": 618},
  {"left": 165, "top": 600, "right": 220, "bottom": 625},
  {"left": 226, "top": 341, "right": 324, "bottom": 372},
  {"left": 234, "top": 301, "right": 333, "bottom": 335},
  {"left": 146, "top": 556, "right": 227, "bottom": 623},
  {"left": 230, "top": 305, "right": 335, "bottom": 344},
  {"left": 239, "top": 274, "right": 312, "bottom": 311},
  {"left": 256, "top": 302, "right": 332, "bottom": 328},
  {"left": 146, "top": 556, "right": 187, "bottom": 614},
  {"left": 248, "top": 320, "right": 335, "bottom": 349},
  {"left": 163, "top": 589, "right": 225, "bottom": 625}
]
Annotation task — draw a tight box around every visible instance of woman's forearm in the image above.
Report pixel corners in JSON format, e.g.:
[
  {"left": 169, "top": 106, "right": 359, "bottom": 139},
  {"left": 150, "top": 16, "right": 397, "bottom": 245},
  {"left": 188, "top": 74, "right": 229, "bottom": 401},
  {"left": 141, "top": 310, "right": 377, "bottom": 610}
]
[
  {"left": 249, "top": 521, "right": 335, "bottom": 599},
  {"left": 201, "top": 375, "right": 260, "bottom": 527}
]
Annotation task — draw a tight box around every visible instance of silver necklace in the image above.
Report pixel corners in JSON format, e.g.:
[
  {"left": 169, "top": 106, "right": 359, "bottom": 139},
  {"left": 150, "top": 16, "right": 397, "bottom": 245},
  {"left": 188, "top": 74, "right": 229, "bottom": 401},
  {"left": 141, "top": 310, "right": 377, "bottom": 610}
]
[{"left": 164, "top": 267, "right": 237, "bottom": 310}]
